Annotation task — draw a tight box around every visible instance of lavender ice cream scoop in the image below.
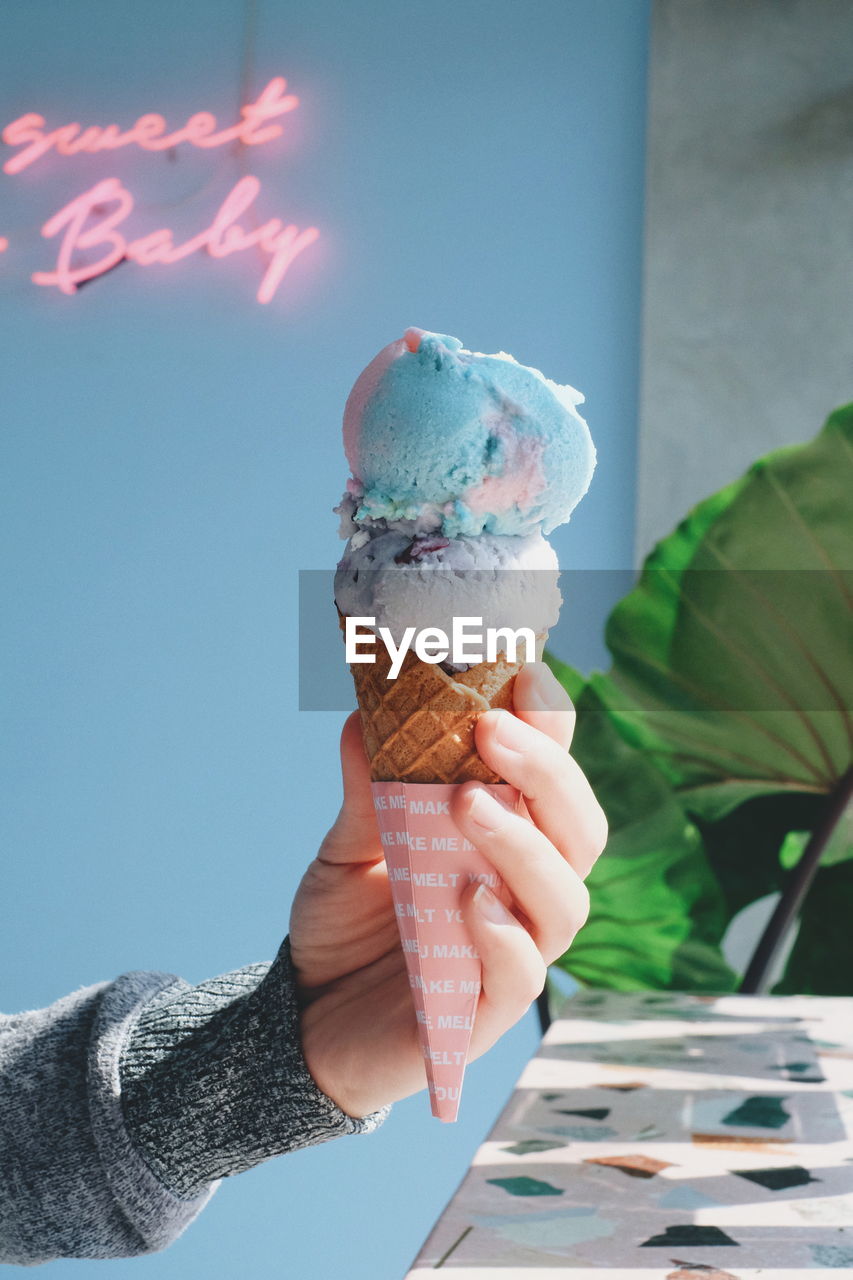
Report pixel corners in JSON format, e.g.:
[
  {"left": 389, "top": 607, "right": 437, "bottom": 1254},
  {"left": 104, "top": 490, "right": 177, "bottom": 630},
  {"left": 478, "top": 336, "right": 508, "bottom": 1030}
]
[{"left": 334, "top": 526, "right": 561, "bottom": 648}]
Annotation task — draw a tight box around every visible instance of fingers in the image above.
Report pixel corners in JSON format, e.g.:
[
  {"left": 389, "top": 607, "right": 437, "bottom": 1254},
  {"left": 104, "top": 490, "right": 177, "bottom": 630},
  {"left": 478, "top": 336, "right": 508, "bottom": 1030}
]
[
  {"left": 319, "top": 711, "right": 384, "bottom": 865},
  {"left": 464, "top": 880, "right": 547, "bottom": 1054},
  {"left": 474, "top": 707, "right": 608, "bottom": 880},
  {"left": 451, "top": 782, "right": 591, "bottom": 965}
]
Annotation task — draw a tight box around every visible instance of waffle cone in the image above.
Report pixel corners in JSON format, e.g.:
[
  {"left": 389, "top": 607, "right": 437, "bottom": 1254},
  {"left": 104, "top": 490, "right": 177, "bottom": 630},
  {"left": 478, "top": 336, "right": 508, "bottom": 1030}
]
[{"left": 340, "top": 614, "right": 544, "bottom": 783}]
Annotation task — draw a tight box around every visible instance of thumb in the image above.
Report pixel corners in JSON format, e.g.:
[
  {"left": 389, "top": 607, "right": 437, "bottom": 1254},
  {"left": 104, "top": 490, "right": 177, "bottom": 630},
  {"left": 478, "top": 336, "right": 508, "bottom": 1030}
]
[{"left": 320, "top": 711, "right": 384, "bottom": 864}]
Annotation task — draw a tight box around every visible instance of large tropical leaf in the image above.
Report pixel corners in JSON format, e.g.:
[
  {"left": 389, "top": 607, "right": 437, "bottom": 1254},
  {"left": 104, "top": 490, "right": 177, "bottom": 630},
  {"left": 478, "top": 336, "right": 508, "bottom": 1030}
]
[
  {"left": 546, "top": 654, "right": 737, "bottom": 993},
  {"left": 549, "top": 409, "right": 852, "bottom": 995},
  {"left": 594, "top": 406, "right": 853, "bottom": 822}
]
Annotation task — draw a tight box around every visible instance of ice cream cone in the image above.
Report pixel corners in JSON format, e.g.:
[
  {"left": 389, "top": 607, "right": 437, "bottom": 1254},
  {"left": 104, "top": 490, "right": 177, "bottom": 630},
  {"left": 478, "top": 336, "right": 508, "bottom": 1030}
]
[
  {"left": 371, "top": 778, "right": 516, "bottom": 1122},
  {"left": 340, "top": 613, "right": 541, "bottom": 784},
  {"left": 333, "top": 329, "right": 594, "bottom": 1120},
  {"left": 340, "top": 614, "right": 542, "bottom": 1121}
]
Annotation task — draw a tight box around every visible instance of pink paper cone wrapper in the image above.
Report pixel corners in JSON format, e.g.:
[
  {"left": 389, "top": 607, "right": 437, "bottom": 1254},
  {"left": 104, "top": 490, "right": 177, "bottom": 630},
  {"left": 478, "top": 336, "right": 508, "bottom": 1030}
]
[{"left": 372, "top": 780, "right": 520, "bottom": 1122}]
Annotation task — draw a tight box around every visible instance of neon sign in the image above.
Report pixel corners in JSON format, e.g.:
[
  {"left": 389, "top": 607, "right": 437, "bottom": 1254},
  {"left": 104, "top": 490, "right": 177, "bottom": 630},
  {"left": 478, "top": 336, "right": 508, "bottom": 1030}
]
[
  {"left": 1, "top": 78, "right": 319, "bottom": 304},
  {"left": 32, "top": 175, "right": 319, "bottom": 303},
  {"left": 2, "top": 78, "right": 298, "bottom": 174}
]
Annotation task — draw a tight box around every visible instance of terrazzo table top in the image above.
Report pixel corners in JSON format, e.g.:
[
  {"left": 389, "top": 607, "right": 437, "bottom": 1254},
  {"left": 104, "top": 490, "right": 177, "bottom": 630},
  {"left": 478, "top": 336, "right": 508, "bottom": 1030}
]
[{"left": 406, "top": 989, "right": 853, "bottom": 1278}]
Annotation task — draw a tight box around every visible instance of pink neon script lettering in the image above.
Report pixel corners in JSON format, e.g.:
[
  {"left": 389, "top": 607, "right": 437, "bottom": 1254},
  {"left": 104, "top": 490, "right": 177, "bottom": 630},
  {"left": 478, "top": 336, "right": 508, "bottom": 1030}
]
[
  {"left": 2, "top": 77, "right": 299, "bottom": 174},
  {"left": 32, "top": 176, "right": 319, "bottom": 304}
]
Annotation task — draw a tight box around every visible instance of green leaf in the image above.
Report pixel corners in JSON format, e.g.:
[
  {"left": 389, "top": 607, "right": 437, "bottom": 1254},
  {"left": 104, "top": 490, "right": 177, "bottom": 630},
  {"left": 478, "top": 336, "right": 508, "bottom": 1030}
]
[
  {"left": 778, "top": 830, "right": 810, "bottom": 871},
  {"left": 597, "top": 406, "right": 853, "bottom": 822},
  {"left": 778, "top": 805, "right": 852, "bottom": 871},
  {"left": 547, "top": 409, "right": 852, "bottom": 994},
  {"left": 553, "top": 675, "right": 737, "bottom": 992}
]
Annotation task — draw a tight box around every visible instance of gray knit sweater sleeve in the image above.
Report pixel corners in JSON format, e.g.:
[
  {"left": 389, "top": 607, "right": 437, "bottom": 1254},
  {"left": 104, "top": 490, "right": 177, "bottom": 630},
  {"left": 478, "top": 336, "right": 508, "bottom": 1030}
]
[{"left": 0, "top": 938, "right": 386, "bottom": 1265}]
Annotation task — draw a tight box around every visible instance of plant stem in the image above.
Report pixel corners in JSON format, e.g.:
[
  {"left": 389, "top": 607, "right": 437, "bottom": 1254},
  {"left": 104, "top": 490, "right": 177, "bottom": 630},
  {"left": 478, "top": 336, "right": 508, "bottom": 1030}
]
[
  {"left": 739, "top": 763, "right": 853, "bottom": 994},
  {"left": 536, "top": 987, "right": 552, "bottom": 1035}
]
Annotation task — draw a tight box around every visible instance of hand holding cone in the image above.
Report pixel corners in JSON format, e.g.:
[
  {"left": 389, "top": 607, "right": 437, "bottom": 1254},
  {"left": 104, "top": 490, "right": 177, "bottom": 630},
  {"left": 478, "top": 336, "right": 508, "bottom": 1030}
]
[{"left": 333, "top": 329, "right": 597, "bottom": 1119}]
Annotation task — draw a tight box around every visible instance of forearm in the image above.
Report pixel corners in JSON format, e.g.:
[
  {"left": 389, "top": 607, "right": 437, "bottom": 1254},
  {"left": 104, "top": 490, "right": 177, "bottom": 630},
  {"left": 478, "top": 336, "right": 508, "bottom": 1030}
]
[
  {"left": 0, "top": 939, "right": 386, "bottom": 1265},
  {"left": 0, "top": 969, "right": 212, "bottom": 1265},
  {"left": 119, "top": 937, "right": 386, "bottom": 1198}
]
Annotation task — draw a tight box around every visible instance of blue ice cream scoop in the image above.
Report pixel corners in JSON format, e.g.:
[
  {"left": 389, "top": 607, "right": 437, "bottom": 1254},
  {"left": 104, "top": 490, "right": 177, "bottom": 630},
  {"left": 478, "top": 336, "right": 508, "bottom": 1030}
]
[{"left": 342, "top": 329, "right": 595, "bottom": 538}]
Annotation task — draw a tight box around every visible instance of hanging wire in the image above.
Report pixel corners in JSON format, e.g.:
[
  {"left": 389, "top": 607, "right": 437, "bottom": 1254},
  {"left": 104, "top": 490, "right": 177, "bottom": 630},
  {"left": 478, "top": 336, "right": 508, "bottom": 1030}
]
[
  {"left": 236, "top": 0, "right": 260, "bottom": 154},
  {"left": 0, "top": 0, "right": 261, "bottom": 259}
]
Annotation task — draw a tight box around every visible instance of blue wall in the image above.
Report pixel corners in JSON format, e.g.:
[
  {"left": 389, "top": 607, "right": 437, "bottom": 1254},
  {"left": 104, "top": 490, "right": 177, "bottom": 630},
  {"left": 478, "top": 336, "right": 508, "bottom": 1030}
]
[{"left": 0, "top": 2, "right": 648, "bottom": 1275}]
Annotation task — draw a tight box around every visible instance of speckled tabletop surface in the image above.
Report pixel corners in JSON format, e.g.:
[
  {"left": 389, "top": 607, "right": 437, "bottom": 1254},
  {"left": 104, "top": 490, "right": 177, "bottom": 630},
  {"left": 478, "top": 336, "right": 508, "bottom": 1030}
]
[{"left": 406, "top": 990, "right": 853, "bottom": 1277}]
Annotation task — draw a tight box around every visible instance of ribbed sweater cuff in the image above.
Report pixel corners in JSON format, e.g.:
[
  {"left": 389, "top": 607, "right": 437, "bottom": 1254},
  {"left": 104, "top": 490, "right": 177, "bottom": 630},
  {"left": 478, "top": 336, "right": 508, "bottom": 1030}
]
[{"left": 119, "top": 938, "right": 387, "bottom": 1198}]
